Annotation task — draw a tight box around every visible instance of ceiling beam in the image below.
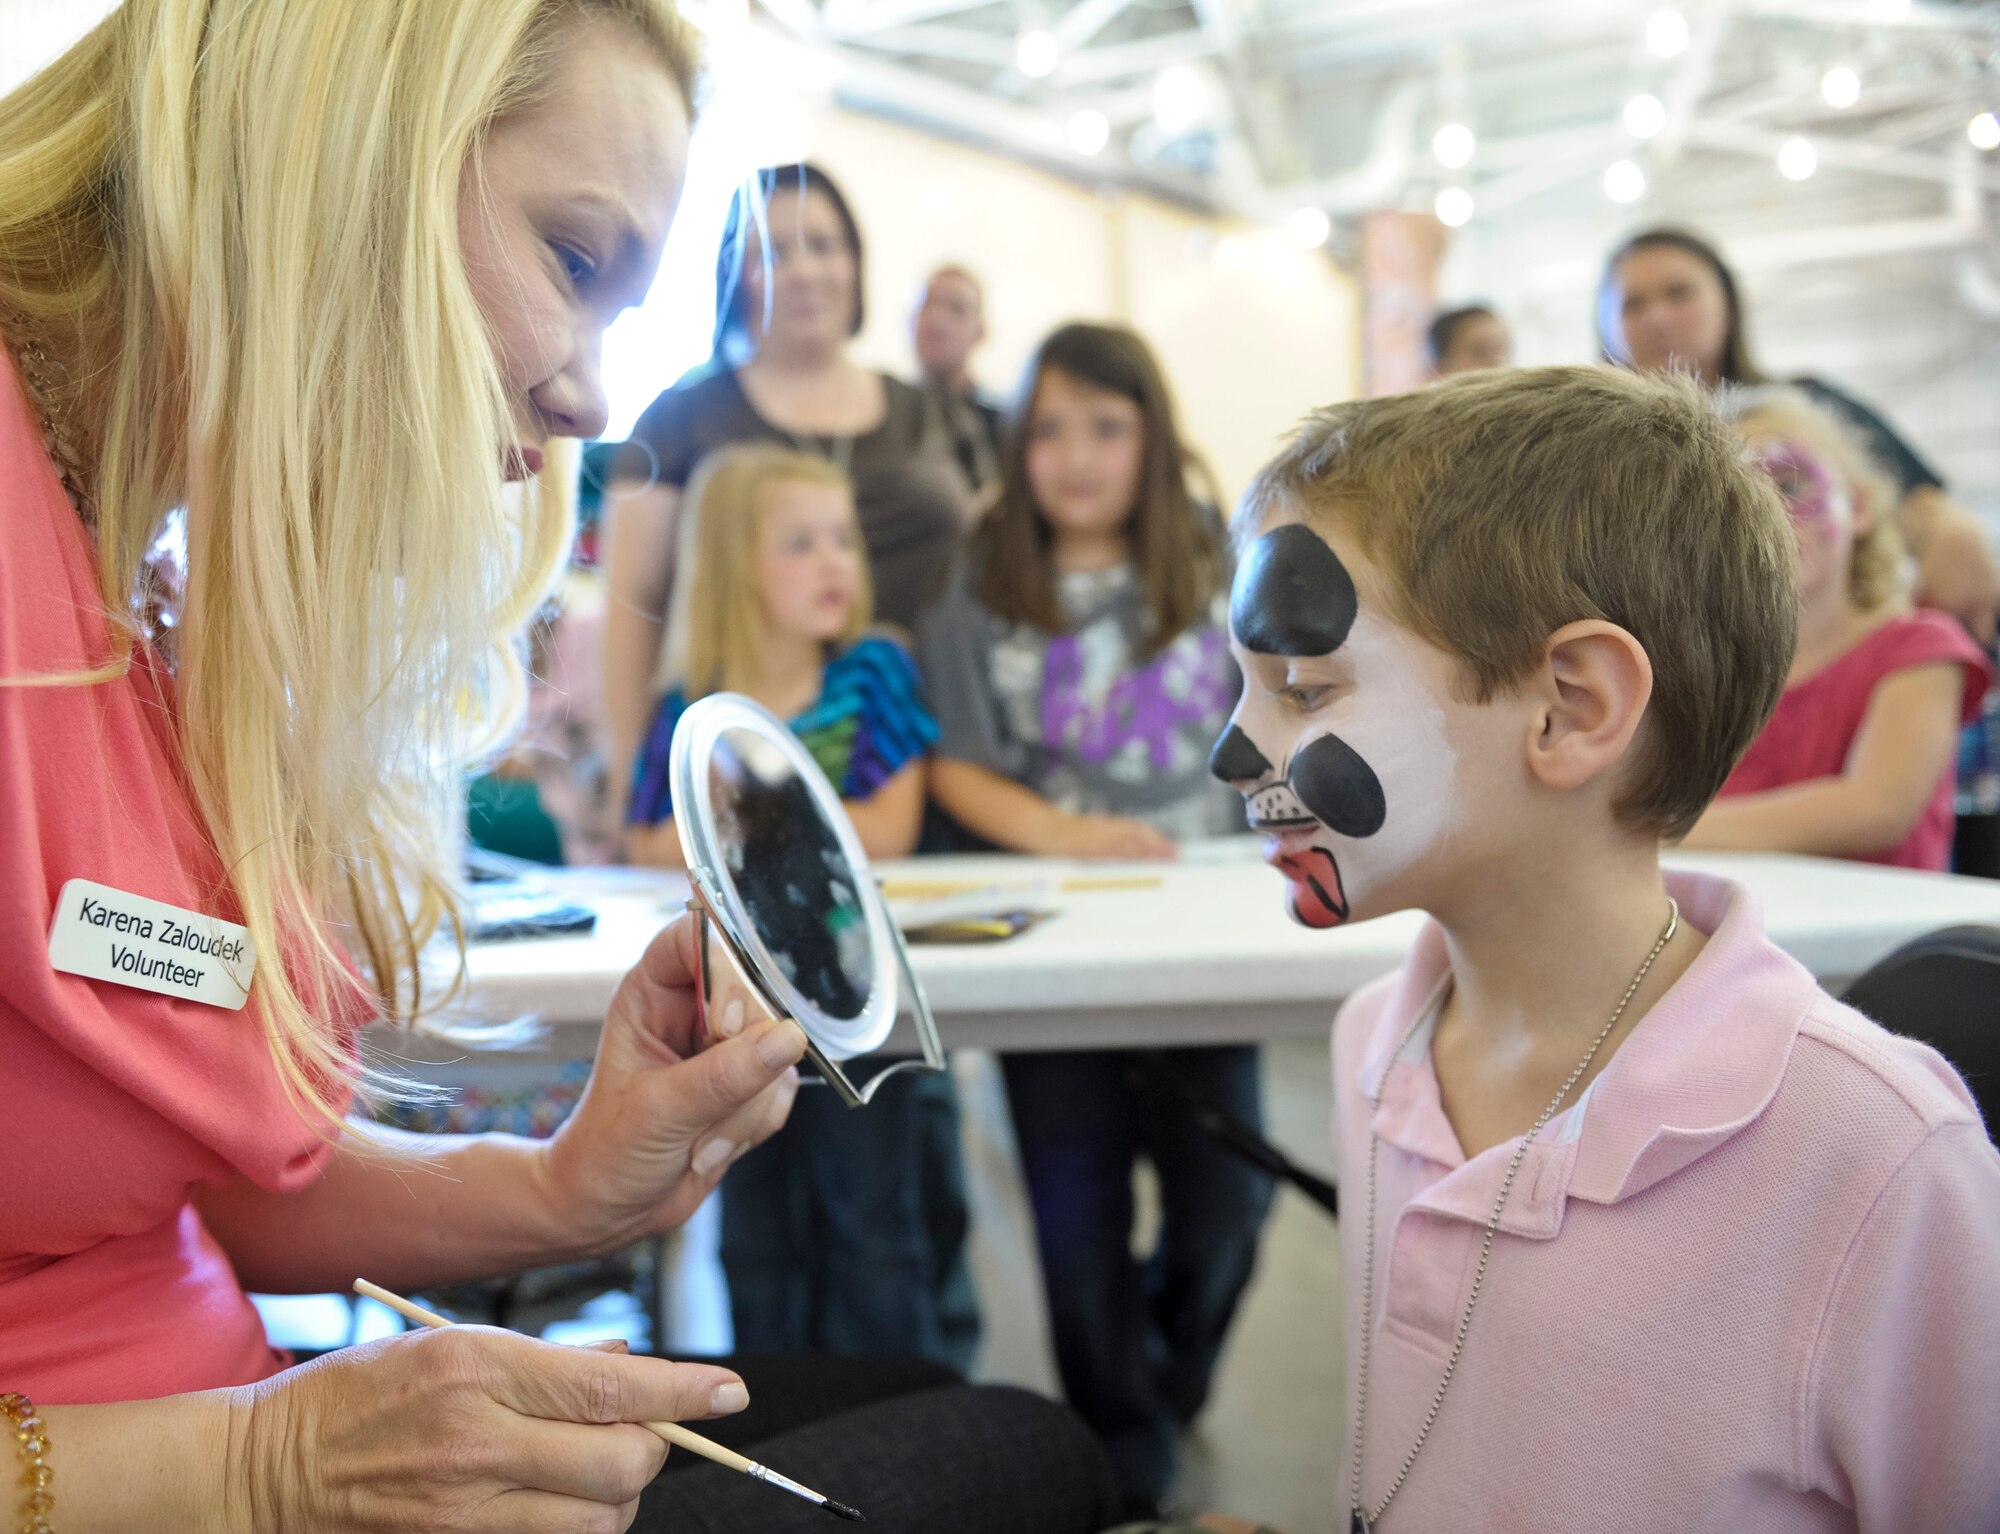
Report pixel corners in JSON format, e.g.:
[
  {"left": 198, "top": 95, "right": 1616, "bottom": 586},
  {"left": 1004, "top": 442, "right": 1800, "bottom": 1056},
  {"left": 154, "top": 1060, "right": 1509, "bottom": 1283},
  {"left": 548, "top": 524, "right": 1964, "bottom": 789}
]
[
  {"left": 1657, "top": 0, "right": 1731, "bottom": 165},
  {"left": 1041, "top": 25, "right": 1221, "bottom": 88},
  {"left": 1056, "top": 0, "right": 1140, "bottom": 51},
  {"left": 840, "top": 22, "right": 1016, "bottom": 64},
  {"left": 1736, "top": 0, "right": 1997, "bottom": 36},
  {"left": 1685, "top": 118, "right": 2000, "bottom": 193},
  {"left": 816, "top": 0, "right": 1002, "bottom": 40}
]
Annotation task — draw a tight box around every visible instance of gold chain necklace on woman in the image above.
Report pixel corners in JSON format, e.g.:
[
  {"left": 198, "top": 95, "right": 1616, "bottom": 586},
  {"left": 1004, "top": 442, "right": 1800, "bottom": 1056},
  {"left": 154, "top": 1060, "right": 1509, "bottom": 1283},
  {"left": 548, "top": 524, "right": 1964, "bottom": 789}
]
[
  {"left": 1348, "top": 899, "right": 1681, "bottom": 1534},
  {"left": 0, "top": 304, "right": 96, "bottom": 525}
]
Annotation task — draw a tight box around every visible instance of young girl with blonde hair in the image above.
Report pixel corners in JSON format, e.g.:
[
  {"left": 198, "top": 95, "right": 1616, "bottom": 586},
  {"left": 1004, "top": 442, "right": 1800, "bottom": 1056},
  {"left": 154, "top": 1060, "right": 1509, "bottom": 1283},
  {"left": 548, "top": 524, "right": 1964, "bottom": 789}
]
[
  {"left": 627, "top": 443, "right": 934, "bottom": 865},
  {"left": 0, "top": 4, "right": 1112, "bottom": 1530},
  {"left": 1683, "top": 389, "right": 1994, "bottom": 869}
]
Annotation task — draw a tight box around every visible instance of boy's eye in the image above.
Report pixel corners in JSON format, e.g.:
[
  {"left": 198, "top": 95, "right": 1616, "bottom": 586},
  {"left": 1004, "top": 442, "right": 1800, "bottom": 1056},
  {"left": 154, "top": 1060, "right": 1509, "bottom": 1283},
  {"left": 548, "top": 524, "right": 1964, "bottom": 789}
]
[
  {"left": 553, "top": 243, "right": 596, "bottom": 286},
  {"left": 1279, "top": 684, "right": 1333, "bottom": 711}
]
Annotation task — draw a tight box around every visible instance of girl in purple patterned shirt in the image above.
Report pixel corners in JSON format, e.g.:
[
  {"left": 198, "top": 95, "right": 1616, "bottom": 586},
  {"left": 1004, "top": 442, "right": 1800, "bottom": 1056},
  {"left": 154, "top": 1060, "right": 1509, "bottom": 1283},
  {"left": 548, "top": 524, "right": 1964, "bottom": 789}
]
[{"left": 917, "top": 322, "right": 1269, "bottom": 1519}]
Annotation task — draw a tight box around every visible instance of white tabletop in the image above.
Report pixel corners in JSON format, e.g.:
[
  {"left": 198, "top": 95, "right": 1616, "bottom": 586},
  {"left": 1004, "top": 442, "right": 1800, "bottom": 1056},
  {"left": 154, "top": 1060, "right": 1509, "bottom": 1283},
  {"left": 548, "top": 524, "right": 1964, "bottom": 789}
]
[{"left": 425, "top": 845, "right": 2000, "bottom": 1059}]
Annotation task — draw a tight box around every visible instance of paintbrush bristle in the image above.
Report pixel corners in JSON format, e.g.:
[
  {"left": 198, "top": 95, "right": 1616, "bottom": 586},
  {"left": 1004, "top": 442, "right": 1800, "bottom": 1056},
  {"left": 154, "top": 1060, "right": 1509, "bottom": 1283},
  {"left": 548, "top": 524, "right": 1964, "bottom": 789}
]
[{"left": 824, "top": 1499, "right": 865, "bottom": 1521}]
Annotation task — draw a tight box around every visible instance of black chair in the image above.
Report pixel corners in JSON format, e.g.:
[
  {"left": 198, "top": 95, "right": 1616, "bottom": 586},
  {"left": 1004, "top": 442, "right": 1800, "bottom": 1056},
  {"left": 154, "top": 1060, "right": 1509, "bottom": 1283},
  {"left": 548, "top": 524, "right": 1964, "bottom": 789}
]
[{"left": 1840, "top": 925, "right": 2000, "bottom": 1144}]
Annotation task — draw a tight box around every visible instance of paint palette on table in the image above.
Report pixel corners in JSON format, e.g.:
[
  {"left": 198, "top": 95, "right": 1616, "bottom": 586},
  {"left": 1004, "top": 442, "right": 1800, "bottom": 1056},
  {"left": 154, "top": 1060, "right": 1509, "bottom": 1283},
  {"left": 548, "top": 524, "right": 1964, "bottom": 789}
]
[{"left": 886, "top": 885, "right": 1057, "bottom": 945}]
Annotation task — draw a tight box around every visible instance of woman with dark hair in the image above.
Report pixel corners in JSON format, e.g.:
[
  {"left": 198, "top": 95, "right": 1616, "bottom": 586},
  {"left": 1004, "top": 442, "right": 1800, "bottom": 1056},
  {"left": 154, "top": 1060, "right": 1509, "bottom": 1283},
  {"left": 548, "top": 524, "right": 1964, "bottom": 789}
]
[
  {"left": 601, "top": 163, "right": 976, "bottom": 1370},
  {"left": 1597, "top": 227, "right": 2000, "bottom": 644},
  {"left": 603, "top": 162, "right": 968, "bottom": 793}
]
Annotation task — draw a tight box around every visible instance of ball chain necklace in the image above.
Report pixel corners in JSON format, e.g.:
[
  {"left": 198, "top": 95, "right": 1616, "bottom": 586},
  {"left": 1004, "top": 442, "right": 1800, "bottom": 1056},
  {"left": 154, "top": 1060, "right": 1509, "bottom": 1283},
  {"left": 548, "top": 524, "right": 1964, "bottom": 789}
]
[{"left": 1349, "top": 898, "right": 1681, "bottom": 1534}]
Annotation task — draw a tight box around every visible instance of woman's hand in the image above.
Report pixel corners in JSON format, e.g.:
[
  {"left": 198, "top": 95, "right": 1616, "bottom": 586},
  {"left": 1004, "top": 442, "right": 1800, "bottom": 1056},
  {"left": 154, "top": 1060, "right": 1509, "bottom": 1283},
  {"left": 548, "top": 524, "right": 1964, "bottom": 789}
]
[
  {"left": 232, "top": 1326, "right": 748, "bottom": 1534},
  {"left": 539, "top": 912, "right": 807, "bottom": 1254},
  {"left": 1051, "top": 812, "right": 1180, "bottom": 861}
]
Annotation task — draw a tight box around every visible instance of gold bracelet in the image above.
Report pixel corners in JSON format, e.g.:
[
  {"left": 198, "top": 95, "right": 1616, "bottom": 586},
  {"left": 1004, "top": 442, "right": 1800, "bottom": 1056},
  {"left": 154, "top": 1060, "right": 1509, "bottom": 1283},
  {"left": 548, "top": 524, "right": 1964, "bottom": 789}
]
[{"left": 0, "top": 1393, "right": 53, "bottom": 1534}]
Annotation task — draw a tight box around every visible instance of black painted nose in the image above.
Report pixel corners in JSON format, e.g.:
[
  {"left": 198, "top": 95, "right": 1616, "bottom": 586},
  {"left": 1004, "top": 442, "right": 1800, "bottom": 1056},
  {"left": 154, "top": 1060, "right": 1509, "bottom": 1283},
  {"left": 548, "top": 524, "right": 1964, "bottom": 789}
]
[{"left": 1209, "top": 724, "right": 1272, "bottom": 786}]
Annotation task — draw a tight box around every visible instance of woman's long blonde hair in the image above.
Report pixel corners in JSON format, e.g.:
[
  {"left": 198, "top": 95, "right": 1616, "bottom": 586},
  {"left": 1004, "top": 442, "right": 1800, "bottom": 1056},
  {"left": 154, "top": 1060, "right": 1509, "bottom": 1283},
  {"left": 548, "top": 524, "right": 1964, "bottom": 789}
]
[
  {"left": 657, "top": 445, "right": 870, "bottom": 700},
  {"left": 0, "top": 0, "right": 698, "bottom": 1132}
]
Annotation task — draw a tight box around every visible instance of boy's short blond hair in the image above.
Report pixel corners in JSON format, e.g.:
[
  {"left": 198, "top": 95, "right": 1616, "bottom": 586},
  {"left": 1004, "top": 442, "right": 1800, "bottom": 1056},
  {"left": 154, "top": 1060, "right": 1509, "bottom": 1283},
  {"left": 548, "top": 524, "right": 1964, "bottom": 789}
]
[
  {"left": 1242, "top": 366, "right": 1796, "bottom": 840},
  {"left": 1723, "top": 386, "right": 1907, "bottom": 615}
]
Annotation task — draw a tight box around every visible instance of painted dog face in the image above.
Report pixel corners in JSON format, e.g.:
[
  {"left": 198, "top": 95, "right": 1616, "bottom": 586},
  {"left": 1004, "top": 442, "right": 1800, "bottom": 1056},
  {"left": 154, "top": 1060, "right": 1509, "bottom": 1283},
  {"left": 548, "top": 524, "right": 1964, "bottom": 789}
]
[
  {"left": 1744, "top": 432, "right": 1854, "bottom": 603},
  {"left": 1210, "top": 520, "right": 1459, "bottom": 929}
]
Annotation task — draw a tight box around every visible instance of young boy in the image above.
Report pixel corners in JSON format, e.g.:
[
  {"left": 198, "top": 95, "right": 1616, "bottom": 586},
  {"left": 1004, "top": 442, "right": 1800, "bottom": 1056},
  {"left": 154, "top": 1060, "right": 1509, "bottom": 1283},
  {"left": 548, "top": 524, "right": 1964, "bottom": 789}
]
[{"left": 1198, "top": 366, "right": 2000, "bottom": 1532}]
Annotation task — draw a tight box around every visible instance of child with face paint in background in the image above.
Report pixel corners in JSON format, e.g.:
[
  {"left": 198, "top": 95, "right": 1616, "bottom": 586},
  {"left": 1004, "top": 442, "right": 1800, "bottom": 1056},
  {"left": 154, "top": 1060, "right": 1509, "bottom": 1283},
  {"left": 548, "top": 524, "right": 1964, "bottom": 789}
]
[
  {"left": 1677, "top": 390, "right": 1994, "bottom": 870},
  {"left": 918, "top": 323, "right": 1273, "bottom": 1518},
  {"left": 1209, "top": 367, "right": 1999, "bottom": 1534}
]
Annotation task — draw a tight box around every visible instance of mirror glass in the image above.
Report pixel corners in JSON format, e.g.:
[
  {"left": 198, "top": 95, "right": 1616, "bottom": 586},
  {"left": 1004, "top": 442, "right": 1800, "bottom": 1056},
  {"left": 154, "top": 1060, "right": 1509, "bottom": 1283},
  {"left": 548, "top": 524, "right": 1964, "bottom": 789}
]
[
  {"left": 670, "top": 692, "right": 901, "bottom": 1064},
  {"left": 708, "top": 725, "right": 874, "bottom": 1024}
]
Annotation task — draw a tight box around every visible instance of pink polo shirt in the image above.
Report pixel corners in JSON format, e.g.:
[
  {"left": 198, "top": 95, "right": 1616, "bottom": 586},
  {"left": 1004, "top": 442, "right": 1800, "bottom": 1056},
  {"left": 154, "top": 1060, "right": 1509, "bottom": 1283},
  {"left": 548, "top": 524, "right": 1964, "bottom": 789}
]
[
  {"left": 0, "top": 335, "right": 357, "bottom": 1403},
  {"left": 1334, "top": 871, "right": 2000, "bottom": 1533}
]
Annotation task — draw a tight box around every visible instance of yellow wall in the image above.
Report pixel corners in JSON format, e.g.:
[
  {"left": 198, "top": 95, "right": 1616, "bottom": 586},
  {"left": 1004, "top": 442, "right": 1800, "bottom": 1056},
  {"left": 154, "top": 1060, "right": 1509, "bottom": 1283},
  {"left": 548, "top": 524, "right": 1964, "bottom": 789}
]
[{"left": 807, "top": 107, "right": 1359, "bottom": 505}]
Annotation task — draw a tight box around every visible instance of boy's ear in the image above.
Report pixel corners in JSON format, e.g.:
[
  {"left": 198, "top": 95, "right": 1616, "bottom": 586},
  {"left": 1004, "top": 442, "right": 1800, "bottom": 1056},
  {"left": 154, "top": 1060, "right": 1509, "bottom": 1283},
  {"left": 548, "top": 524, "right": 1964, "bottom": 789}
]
[{"left": 1523, "top": 620, "right": 1654, "bottom": 797}]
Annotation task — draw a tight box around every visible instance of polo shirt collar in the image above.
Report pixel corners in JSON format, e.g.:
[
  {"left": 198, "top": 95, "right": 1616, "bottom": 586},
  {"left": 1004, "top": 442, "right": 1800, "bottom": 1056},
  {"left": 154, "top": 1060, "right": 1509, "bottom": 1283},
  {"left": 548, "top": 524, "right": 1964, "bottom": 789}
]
[{"left": 1356, "top": 872, "right": 1815, "bottom": 1235}]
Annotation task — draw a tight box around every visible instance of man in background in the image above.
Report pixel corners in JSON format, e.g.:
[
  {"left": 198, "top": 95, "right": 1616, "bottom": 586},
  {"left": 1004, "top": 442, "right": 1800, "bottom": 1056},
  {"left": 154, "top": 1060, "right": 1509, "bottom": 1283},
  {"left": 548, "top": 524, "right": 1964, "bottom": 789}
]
[
  {"left": 1428, "top": 302, "right": 1513, "bottom": 376},
  {"left": 914, "top": 263, "right": 1004, "bottom": 494}
]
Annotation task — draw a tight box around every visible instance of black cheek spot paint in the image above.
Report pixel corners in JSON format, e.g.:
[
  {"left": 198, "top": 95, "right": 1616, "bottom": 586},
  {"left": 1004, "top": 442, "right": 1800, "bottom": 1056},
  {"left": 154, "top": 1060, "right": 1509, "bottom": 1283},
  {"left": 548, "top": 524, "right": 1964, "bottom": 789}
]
[
  {"left": 1230, "top": 523, "right": 1359, "bottom": 658},
  {"left": 1208, "top": 724, "right": 1272, "bottom": 785},
  {"left": 1290, "top": 732, "right": 1386, "bottom": 840}
]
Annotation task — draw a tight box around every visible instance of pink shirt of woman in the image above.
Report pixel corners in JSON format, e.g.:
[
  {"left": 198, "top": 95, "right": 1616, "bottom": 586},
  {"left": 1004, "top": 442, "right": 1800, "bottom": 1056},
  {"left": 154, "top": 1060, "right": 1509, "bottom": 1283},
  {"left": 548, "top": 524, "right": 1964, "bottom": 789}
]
[
  {"left": 0, "top": 338, "right": 356, "bottom": 1403},
  {"left": 1717, "top": 610, "right": 1993, "bottom": 871},
  {"left": 1335, "top": 871, "right": 2000, "bottom": 1533}
]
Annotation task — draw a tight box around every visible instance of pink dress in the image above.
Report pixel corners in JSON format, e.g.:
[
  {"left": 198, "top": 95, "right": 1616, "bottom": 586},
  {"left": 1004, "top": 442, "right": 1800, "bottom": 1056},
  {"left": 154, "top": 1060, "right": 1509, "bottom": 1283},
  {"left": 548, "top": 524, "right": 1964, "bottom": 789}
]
[
  {"left": 0, "top": 336, "right": 356, "bottom": 1403},
  {"left": 1717, "top": 610, "right": 1993, "bottom": 870},
  {"left": 1335, "top": 871, "right": 2000, "bottom": 1532}
]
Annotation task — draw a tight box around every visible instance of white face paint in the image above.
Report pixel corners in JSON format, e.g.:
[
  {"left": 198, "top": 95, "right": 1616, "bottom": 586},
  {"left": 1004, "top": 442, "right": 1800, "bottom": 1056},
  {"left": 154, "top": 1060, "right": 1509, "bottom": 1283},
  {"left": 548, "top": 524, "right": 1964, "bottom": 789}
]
[
  {"left": 1319, "top": 611, "right": 1460, "bottom": 899},
  {"left": 1215, "top": 552, "right": 1462, "bottom": 930}
]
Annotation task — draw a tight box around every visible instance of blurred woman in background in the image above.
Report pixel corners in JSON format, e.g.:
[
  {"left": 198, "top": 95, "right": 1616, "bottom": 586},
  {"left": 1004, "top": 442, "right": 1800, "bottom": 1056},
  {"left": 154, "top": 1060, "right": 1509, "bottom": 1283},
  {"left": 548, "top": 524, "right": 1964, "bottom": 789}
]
[{"left": 1597, "top": 226, "right": 2000, "bottom": 646}]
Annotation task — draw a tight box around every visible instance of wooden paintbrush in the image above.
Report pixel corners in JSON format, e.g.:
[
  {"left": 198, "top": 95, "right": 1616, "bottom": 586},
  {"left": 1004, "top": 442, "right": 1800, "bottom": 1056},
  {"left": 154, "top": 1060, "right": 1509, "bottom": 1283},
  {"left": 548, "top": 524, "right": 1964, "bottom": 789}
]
[{"left": 352, "top": 1278, "right": 864, "bottom": 1522}]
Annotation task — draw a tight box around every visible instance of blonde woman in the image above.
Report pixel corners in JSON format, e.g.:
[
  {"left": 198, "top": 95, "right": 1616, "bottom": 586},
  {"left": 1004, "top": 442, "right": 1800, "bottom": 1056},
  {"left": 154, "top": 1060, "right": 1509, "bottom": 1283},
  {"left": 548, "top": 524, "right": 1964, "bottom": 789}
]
[{"left": 0, "top": 3, "right": 1112, "bottom": 1531}]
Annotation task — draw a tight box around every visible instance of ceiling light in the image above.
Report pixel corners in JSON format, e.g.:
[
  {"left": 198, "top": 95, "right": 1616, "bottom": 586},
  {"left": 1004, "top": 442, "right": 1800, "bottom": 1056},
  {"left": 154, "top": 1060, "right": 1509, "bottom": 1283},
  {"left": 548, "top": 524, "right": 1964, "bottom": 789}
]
[
  {"left": 1434, "top": 187, "right": 1473, "bottom": 227},
  {"left": 1432, "top": 122, "right": 1475, "bottom": 169},
  {"left": 1152, "top": 63, "right": 1209, "bottom": 136},
  {"left": 1868, "top": 0, "right": 1910, "bottom": 17},
  {"left": 1646, "top": 8, "right": 1689, "bottom": 58},
  {"left": 1623, "top": 93, "right": 1666, "bottom": 138},
  {"left": 1016, "top": 28, "right": 1058, "bottom": 78},
  {"left": 1778, "top": 136, "right": 1818, "bottom": 180},
  {"left": 1604, "top": 159, "right": 1647, "bottom": 203},
  {"left": 1970, "top": 112, "right": 2000, "bottom": 151},
  {"left": 1821, "top": 66, "right": 1860, "bottom": 109},
  {"left": 1067, "top": 109, "right": 1110, "bottom": 156},
  {"left": 1288, "top": 207, "right": 1332, "bottom": 248}
]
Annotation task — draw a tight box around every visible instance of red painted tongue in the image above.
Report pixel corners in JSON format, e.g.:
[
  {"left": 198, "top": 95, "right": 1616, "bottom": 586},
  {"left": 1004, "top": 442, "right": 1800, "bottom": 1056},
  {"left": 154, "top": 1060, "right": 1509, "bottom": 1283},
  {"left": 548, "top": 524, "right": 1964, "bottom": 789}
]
[{"left": 1278, "top": 850, "right": 1347, "bottom": 929}]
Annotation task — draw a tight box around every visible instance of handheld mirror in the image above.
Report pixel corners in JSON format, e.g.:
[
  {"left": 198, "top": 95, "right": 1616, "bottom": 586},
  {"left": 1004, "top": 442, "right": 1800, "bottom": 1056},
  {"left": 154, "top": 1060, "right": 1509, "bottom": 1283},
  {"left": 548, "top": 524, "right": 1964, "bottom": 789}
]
[{"left": 669, "top": 692, "right": 945, "bottom": 1106}]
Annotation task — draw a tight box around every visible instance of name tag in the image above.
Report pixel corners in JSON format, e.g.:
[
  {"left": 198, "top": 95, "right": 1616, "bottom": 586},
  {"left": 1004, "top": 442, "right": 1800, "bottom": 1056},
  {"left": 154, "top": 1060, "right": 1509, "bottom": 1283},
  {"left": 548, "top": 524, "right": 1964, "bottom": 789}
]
[{"left": 48, "top": 879, "right": 256, "bottom": 1011}]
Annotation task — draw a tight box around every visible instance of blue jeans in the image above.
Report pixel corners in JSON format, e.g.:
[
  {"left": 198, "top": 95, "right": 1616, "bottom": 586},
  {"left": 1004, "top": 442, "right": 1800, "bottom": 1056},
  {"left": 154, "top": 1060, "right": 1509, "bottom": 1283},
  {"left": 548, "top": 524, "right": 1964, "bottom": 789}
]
[
  {"left": 720, "top": 1065, "right": 978, "bottom": 1371},
  {"left": 1002, "top": 1046, "right": 1275, "bottom": 1508}
]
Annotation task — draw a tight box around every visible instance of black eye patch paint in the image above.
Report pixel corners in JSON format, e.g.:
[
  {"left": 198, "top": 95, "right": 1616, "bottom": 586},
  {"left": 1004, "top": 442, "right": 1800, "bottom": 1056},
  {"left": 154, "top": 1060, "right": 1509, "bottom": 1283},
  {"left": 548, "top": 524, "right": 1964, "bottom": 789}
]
[
  {"left": 1230, "top": 523, "right": 1358, "bottom": 658},
  {"left": 1290, "top": 732, "right": 1386, "bottom": 839},
  {"left": 1208, "top": 724, "right": 1271, "bottom": 785}
]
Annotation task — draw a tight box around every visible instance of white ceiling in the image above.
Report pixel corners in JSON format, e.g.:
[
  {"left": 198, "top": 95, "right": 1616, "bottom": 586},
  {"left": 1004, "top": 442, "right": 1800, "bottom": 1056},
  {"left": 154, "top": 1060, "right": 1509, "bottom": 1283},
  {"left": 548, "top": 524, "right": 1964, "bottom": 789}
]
[{"left": 734, "top": 0, "right": 2000, "bottom": 262}]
